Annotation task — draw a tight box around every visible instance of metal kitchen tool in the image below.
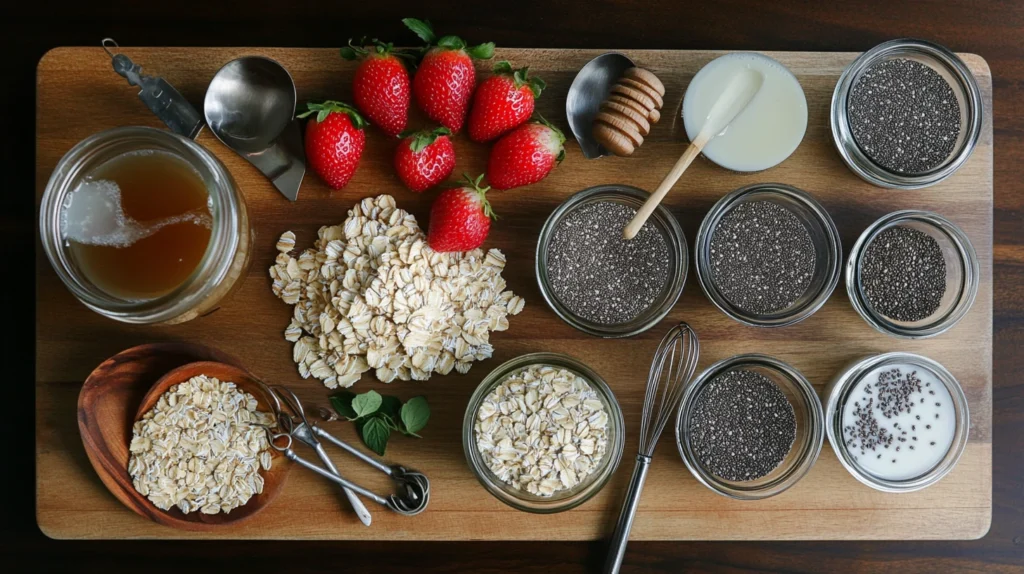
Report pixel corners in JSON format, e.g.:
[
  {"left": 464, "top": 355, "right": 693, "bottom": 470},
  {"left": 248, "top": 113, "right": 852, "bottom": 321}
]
[
  {"left": 566, "top": 52, "right": 635, "bottom": 159},
  {"left": 604, "top": 323, "right": 700, "bottom": 574},
  {"left": 266, "top": 385, "right": 430, "bottom": 518},
  {"left": 203, "top": 57, "right": 305, "bottom": 201},
  {"left": 102, "top": 39, "right": 204, "bottom": 139}
]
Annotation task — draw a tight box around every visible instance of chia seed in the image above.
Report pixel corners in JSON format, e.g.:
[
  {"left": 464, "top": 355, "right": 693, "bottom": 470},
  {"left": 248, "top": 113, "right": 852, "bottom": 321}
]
[
  {"left": 688, "top": 369, "right": 796, "bottom": 481},
  {"left": 860, "top": 225, "right": 946, "bottom": 322},
  {"left": 709, "top": 201, "right": 816, "bottom": 315},
  {"left": 545, "top": 201, "right": 670, "bottom": 324},
  {"left": 848, "top": 58, "right": 962, "bottom": 174}
]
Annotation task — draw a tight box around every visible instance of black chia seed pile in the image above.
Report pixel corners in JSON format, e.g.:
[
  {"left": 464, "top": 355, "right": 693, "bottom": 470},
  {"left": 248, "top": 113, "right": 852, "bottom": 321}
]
[
  {"left": 688, "top": 369, "right": 797, "bottom": 482},
  {"left": 709, "top": 200, "right": 816, "bottom": 315},
  {"left": 860, "top": 225, "right": 947, "bottom": 322},
  {"left": 848, "top": 58, "right": 962, "bottom": 174},
  {"left": 843, "top": 368, "right": 943, "bottom": 462},
  {"left": 545, "top": 200, "right": 670, "bottom": 325}
]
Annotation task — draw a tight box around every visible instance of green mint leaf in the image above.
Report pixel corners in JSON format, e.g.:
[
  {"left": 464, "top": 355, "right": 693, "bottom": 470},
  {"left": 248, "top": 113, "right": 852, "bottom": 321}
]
[
  {"left": 352, "top": 390, "right": 383, "bottom": 418},
  {"left": 400, "top": 396, "right": 431, "bottom": 434},
  {"left": 402, "top": 18, "right": 436, "bottom": 44},
  {"left": 360, "top": 415, "right": 391, "bottom": 456},
  {"left": 329, "top": 391, "right": 358, "bottom": 419},
  {"left": 466, "top": 42, "right": 495, "bottom": 60},
  {"left": 379, "top": 395, "right": 403, "bottom": 421}
]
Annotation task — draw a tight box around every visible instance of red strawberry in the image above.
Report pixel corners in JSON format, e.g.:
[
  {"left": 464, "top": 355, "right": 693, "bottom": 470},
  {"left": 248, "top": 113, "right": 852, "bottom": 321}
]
[
  {"left": 403, "top": 18, "right": 494, "bottom": 132},
  {"left": 340, "top": 40, "right": 411, "bottom": 137},
  {"left": 468, "top": 61, "right": 545, "bottom": 142},
  {"left": 394, "top": 127, "right": 456, "bottom": 192},
  {"left": 487, "top": 117, "right": 566, "bottom": 190},
  {"left": 297, "top": 101, "right": 366, "bottom": 190},
  {"left": 427, "top": 174, "right": 495, "bottom": 252}
]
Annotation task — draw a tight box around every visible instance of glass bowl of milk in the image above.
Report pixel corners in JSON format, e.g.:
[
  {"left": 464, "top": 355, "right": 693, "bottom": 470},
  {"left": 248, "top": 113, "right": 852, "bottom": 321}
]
[
  {"left": 682, "top": 52, "right": 808, "bottom": 172},
  {"left": 824, "top": 352, "right": 969, "bottom": 492}
]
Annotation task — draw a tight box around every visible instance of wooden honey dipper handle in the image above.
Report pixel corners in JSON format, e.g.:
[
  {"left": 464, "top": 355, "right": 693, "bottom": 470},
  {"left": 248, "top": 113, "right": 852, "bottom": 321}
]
[{"left": 623, "top": 68, "right": 765, "bottom": 240}]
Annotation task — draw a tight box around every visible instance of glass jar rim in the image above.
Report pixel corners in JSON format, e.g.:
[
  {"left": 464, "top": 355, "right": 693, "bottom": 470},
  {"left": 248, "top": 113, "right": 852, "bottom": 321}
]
[
  {"left": 675, "top": 353, "right": 824, "bottom": 500},
  {"left": 534, "top": 184, "right": 688, "bottom": 338},
  {"left": 823, "top": 352, "right": 970, "bottom": 492},
  {"left": 694, "top": 183, "right": 842, "bottom": 327},
  {"left": 845, "top": 209, "right": 979, "bottom": 339},
  {"left": 830, "top": 38, "right": 984, "bottom": 189},
  {"left": 462, "top": 352, "right": 626, "bottom": 513},
  {"left": 39, "top": 126, "right": 242, "bottom": 324}
]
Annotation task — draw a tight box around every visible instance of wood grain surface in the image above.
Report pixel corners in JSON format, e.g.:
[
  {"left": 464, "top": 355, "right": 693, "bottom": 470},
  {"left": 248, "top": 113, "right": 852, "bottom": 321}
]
[
  {"left": 11, "top": 0, "right": 1024, "bottom": 571},
  {"left": 35, "top": 45, "right": 993, "bottom": 541}
]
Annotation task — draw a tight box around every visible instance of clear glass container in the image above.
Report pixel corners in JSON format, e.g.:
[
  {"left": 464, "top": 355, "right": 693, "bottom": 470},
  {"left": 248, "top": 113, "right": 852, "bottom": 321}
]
[
  {"left": 830, "top": 38, "right": 983, "bottom": 189},
  {"left": 824, "top": 352, "right": 970, "bottom": 492},
  {"left": 39, "top": 126, "right": 252, "bottom": 324},
  {"left": 462, "top": 353, "right": 625, "bottom": 513},
  {"left": 846, "top": 210, "right": 979, "bottom": 339},
  {"left": 695, "top": 183, "right": 841, "bottom": 327},
  {"left": 675, "top": 354, "right": 824, "bottom": 500},
  {"left": 535, "top": 184, "right": 688, "bottom": 338}
]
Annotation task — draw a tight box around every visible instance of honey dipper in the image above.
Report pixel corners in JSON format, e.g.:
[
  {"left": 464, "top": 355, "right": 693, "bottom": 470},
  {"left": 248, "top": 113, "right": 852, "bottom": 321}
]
[{"left": 592, "top": 67, "right": 666, "bottom": 156}]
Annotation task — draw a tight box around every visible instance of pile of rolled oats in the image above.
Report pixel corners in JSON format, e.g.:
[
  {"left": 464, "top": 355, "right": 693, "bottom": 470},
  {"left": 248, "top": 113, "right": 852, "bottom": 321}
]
[
  {"left": 474, "top": 364, "right": 610, "bottom": 497},
  {"left": 270, "top": 195, "right": 524, "bottom": 388},
  {"left": 128, "top": 375, "right": 276, "bottom": 515}
]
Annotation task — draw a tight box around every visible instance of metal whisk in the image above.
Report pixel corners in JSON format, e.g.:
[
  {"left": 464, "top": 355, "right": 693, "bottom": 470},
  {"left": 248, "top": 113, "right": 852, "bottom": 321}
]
[{"left": 604, "top": 323, "right": 700, "bottom": 574}]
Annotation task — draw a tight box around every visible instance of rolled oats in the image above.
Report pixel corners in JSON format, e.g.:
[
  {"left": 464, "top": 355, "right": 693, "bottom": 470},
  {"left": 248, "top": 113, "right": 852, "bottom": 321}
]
[
  {"left": 127, "top": 375, "right": 277, "bottom": 514},
  {"left": 270, "top": 195, "right": 524, "bottom": 388},
  {"left": 474, "top": 364, "right": 610, "bottom": 497}
]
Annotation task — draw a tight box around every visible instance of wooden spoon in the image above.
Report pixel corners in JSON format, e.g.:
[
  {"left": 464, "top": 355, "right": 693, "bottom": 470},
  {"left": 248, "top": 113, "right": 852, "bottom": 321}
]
[{"left": 622, "top": 68, "right": 765, "bottom": 240}]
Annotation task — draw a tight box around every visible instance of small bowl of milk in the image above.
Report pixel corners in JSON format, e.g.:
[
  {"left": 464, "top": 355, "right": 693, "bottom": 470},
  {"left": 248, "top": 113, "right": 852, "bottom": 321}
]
[
  {"left": 824, "top": 352, "right": 969, "bottom": 492},
  {"left": 682, "top": 52, "right": 808, "bottom": 172}
]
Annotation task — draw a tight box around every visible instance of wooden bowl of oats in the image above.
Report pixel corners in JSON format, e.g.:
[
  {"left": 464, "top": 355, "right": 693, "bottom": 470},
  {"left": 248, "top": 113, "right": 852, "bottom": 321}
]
[{"left": 78, "top": 346, "right": 289, "bottom": 531}]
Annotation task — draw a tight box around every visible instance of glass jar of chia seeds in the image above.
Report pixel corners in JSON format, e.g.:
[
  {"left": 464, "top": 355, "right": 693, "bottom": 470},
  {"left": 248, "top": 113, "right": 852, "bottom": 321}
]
[
  {"left": 535, "top": 184, "right": 688, "bottom": 338},
  {"left": 824, "top": 352, "right": 970, "bottom": 493},
  {"left": 675, "top": 354, "right": 824, "bottom": 500},
  {"left": 830, "top": 38, "right": 983, "bottom": 189},
  {"left": 695, "top": 183, "right": 842, "bottom": 328},
  {"left": 846, "top": 210, "right": 979, "bottom": 339}
]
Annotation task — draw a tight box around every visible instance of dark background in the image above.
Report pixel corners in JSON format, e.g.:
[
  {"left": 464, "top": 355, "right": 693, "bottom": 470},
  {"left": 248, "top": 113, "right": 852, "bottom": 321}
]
[{"left": 7, "top": 0, "right": 1022, "bottom": 571}]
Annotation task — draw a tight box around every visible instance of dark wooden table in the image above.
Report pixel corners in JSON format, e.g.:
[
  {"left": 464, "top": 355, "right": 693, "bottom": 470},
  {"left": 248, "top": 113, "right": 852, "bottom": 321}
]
[{"left": 10, "top": 0, "right": 1023, "bottom": 570}]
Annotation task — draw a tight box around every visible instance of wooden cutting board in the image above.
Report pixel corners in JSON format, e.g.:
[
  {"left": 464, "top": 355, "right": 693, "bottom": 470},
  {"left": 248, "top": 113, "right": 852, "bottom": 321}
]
[{"left": 35, "top": 47, "right": 992, "bottom": 540}]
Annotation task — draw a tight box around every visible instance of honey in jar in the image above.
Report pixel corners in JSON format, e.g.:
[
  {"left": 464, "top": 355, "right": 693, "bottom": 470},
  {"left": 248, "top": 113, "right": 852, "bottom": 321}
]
[{"left": 63, "top": 150, "right": 213, "bottom": 300}]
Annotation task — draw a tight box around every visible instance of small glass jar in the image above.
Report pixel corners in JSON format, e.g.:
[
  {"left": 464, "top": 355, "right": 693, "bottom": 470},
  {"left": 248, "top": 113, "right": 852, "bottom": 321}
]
[
  {"left": 846, "top": 210, "right": 979, "bottom": 339},
  {"left": 39, "top": 126, "right": 252, "bottom": 324},
  {"left": 695, "top": 183, "right": 841, "bottom": 327},
  {"left": 830, "top": 38, "right": 983, "bottom": 189},
  {"left": 462, "top": 353, "right": 625, "bottom": 513},
  {"left": 675, "top": 354, "right": 824, "bottom": 500},
  {"left": 824, "top": 352, "right": 970, "bottom": 492},
  {"left": 535, "top": 184, "right": 688, "bottom": 338}
]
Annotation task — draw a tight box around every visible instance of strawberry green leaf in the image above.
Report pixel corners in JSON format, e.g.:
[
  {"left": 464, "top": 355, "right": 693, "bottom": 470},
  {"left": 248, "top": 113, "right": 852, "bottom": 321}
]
[
  {"left": 298, "top": 100, "right": 367, "bottom": 129},
  {"left": 436, "top": 35, "right": 467, "bottom": 51},
  {"left": 407, "top": 126, "right": 451, "bottom": 153},
  {"left": 403, "top": 18, "right": 436, "bottom": 44},
  {"left": 493, "top": 60, "right": 514, "bottom": 74},
  {"left": 535, "top": 115, "right": 565, "bottom": 143},
  {"left": 528, "top": 76, "right": 546, "bottom": 98},
  {"left": 339, "top": 46, "right": 359, "bottom": 60},
  {"left": 466, "top": 42, "right": 495, "bottom": 60}
]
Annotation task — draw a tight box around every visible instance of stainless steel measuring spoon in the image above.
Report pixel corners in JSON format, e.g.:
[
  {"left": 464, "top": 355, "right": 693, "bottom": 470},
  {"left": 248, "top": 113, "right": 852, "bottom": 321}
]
[
  {"left": 269, "top": 386, "right": 430, "bottom": 517},
  {"left": 204, "top": 57, "right": 305, "bottom": 201}
]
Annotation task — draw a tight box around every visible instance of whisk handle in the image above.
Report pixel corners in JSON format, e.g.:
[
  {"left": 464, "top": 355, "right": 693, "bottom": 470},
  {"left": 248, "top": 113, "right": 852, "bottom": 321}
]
[{"left": 603, "top": 454, "right": 652, "bottom": 574}]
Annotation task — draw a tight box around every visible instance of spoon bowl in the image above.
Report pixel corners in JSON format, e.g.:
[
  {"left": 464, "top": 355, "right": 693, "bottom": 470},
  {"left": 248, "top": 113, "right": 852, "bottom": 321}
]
[
  {"left": 204, "top": 57, "right": 296, "bottom": 153},
  {"left": 566, "top": 52, "right": 635, "bottom": 159}
]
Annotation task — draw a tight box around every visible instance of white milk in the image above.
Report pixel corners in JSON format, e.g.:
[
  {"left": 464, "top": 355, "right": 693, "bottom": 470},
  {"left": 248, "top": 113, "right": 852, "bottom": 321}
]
[
  {"left": 683, "top": 53, "right": 807, "bottom": 172},
  {"left": 841, "top": 365, "right": 956, "bottom": 481}
]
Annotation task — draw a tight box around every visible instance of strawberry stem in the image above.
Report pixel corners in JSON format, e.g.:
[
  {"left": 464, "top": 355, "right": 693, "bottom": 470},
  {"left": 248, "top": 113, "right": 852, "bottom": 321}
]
[
  {"left": 403, "top": 127, "right": 451, "bottom": 153},
  {"left": 297, "top": 100, "right": 367, "bottom": 129},
  {"left": 463, "top": 174, "right": 496, "bottom": 220}
]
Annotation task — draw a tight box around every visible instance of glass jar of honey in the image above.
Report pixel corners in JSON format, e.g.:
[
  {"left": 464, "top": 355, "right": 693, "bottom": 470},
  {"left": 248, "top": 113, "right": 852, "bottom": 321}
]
[{"left": 40, "top": 126, "right": 252, "bottom": 324}]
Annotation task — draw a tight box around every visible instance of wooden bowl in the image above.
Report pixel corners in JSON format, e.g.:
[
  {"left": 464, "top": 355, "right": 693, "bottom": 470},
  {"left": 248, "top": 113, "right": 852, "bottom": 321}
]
[{"left": 78, "top": 345, "right": 290, "bottom": 531}]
